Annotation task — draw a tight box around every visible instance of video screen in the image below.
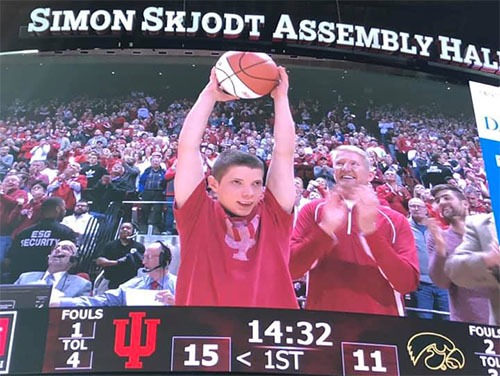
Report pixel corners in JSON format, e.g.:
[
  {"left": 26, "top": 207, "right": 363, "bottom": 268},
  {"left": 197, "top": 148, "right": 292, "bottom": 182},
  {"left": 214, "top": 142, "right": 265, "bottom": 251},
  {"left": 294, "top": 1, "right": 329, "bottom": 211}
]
[
  {"left": 0, "top": 49, "right": 493, "bottom": 315},
  {"left": 0, "top": 2, "right": 498, "bottom": 374},
  {"left": 0, "top": 284, "right": 52, "bottom": 309}
]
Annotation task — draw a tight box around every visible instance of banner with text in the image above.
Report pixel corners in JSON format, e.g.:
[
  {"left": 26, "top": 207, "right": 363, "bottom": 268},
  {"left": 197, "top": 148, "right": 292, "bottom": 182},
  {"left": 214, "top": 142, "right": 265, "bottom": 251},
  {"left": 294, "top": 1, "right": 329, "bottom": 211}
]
[{"left": 469, "top": 81, "right": 500, "bottom": 237}]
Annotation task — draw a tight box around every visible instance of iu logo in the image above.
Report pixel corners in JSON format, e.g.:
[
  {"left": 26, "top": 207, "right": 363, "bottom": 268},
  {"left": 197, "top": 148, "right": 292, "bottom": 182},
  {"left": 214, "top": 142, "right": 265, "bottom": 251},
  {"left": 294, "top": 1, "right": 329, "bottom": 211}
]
[
  {"left": 0, "top": 312, "right": 17, "bottom": 375},
  {"left": 113, "top": 312, "right": 160, "bottom": 369},
  {"left": 225, "top": 215, "right": 260, "bottom": 261}
]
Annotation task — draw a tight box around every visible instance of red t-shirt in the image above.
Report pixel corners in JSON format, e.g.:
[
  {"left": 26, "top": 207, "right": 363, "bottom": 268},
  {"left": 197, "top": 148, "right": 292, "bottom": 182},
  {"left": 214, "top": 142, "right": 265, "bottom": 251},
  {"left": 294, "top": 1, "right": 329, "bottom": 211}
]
[
  {"left": 376, "top": 183, "right": 411, "bottom": 216},
  {"left": 50, "top": 175, "right": 88, "bottom": 211},
  {"left": 0, "top": 189, "right": 28, "bottom": 236},
  {"left": 174, "top": 181, "right": 298, "bottom": 309},
  {"left": 10, "top": 198, "right": 45, "bottom": 238}
]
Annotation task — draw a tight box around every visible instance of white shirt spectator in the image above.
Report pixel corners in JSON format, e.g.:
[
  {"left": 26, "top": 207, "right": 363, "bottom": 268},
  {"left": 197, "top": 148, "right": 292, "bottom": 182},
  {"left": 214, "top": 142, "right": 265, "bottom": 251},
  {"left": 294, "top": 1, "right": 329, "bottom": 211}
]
[
  {"left": 30, "top": 142, "right": 51, "bottom": 163},
  {"left": 378, "top": 121, "right": 394, "bottom": 135},
  {"left": 62, "top": 212, "right": 94, "bottom": 236},
  {"left": 41, "top": 166, "right": 58, "bottom": 184},
  {"left": 138, "top": 107, "right": 150, "bottom": 119}
]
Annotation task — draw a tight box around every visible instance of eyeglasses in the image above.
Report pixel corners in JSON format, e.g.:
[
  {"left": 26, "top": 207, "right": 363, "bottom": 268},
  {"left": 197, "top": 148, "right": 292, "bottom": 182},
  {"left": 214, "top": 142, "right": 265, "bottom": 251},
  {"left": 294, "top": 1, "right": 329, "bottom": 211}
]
[
  {"left": 143, "top": 254, "right": 159, "bottom": 260},
  {"left": 408, "top": 205, "right": 426, "bottom": 209}
]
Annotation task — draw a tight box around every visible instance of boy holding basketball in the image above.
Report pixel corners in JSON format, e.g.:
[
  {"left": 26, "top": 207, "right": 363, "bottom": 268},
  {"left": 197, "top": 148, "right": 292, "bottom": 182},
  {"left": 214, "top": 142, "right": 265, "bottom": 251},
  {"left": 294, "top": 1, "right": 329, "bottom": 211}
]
[{"left": 174, "top": 66, "right": 298, "bottom": 309}]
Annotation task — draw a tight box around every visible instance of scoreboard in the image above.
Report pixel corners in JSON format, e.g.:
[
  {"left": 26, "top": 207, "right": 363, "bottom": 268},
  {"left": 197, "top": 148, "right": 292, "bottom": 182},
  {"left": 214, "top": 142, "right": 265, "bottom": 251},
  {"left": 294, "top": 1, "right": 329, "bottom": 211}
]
[{"left": 1, "top": 307, "right": 499, "bottom": 375}]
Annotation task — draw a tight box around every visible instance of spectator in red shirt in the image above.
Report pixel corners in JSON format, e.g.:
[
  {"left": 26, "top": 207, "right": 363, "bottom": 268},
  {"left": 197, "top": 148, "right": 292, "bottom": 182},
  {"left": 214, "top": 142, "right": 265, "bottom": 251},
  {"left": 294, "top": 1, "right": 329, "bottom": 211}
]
[
  {"left": 395, "top": 131, "right": 415, "bottom": 167},
  {"left": 25, "top": 160, "right": 50, "bottom": 189},
  {"left": 0, "top": 174, "right": 28, "bottom": 263},
  {"left": 290, "top": 145, "right": 419, "bottom": 315},
  {"left": 464, "top": 188, "right": 488, "bottom": 215},
  {"left": 17, "top": 133, "right": 37, "bottom": 161},
  {"left": 376, "top": 168, "right": 412, "bottom": 216},
  {"left": 48, "top": 162, "right": 88, "bottom": 213},
  {"left": 174, "top": 67, "right": 298, "bottom": 308},
  {"left": 10, "top": 181, "right": 48, "bottom": 238}
]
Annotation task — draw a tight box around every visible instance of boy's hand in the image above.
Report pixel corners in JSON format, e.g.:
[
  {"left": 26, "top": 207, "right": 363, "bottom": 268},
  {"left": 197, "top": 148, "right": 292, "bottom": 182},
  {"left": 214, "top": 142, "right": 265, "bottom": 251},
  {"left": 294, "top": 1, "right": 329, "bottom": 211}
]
[
  {"left": 202, "top": 68, "right": 239, "bottom": 102},
  {"left": 270, "top": 66, "right": 289, "bottom": 100}
]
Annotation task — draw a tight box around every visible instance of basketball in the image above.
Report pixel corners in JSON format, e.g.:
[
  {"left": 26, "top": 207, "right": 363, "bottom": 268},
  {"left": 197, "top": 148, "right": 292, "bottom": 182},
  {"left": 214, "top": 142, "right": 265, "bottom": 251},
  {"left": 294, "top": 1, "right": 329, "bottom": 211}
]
[{"left": 215, "top": 51, "right": 279, "bottom": 99}]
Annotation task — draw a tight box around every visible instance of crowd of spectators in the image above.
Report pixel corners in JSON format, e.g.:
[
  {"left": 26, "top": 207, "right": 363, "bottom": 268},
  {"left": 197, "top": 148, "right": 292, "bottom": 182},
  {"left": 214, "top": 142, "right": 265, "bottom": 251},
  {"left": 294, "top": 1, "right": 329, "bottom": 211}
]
[
  {"left": 0, "top": 91, "right": 490, "bottom": 210},
  {"left": 0, "top": 88, "right": 494, "bottom": 318}
]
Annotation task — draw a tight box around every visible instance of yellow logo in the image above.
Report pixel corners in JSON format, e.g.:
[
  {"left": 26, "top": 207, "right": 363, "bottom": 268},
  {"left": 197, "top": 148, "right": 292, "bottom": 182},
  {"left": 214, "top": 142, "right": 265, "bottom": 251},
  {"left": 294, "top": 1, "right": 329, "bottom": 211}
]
[{"left": 407, "top": 332, "right": 465, "bottom": 371}]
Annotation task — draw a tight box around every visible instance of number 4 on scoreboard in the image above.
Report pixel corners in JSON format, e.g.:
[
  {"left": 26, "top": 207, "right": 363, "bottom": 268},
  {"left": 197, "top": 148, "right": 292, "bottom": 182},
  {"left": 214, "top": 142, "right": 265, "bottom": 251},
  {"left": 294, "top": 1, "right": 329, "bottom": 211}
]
[
  {"left": 54, "top": 350, "right": 94, "bottom": 371},
  {"left": 66, "top": 352, "right": 80, "bottom": 368}
]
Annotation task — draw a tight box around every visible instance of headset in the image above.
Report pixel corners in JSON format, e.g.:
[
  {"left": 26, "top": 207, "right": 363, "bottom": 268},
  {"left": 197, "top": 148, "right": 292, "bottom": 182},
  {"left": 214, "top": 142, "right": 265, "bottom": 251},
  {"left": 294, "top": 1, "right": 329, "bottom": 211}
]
[
  {"left": 129, "top": 222, "right": 139, "bottom": 239},
  {"left": 48, "top": 243, "right": 80, "bottom": 264},
  {"left": 121, "top": 222, "right": 139, "bottom": 239},
  {"left": 69, "top": 251, "right": 81, "bottom": 264},
  {"left": 156, "top": 241, "right": 172, "bottom": 268},
  {"left": 142, "top": 241, "right": 172, "bottom": 273}
]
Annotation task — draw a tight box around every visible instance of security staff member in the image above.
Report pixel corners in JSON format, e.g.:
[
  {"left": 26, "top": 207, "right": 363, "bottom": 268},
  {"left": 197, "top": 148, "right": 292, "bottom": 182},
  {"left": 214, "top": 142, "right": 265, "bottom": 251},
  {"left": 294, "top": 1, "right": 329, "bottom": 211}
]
[{"left": 6, "top": 197, "right": 76, "bottom": 282}]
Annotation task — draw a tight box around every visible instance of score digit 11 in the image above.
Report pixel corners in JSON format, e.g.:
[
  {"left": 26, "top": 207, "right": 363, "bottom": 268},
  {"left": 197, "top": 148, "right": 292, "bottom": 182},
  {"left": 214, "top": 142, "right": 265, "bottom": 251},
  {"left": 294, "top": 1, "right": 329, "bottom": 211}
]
[{"left": 353, "top": 349, "right": 387, "bottom": 372}]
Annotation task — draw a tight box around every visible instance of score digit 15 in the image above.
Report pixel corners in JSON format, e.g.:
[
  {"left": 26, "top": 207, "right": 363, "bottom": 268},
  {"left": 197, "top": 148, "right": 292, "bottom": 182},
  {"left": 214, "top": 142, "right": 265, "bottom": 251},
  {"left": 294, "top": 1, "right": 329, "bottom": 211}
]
[{"left": 248, "top": 320, "right": 333, "bottom": 346}]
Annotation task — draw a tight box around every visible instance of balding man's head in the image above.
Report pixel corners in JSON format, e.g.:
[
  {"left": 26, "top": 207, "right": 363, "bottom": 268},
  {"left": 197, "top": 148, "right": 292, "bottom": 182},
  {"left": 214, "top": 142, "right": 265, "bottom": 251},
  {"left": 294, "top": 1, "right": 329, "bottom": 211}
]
[
  {"left": 2, "top": 174, "right": 20, "bottom": 193},
  {"left": 47, "top": 240, "right": 78, "bottom": 273},
  {"left": 408, "top": 197, "right": 428, "bottom": 222},
  {"left": 142, "top": 242, "right": 172, "bottom": 273}
]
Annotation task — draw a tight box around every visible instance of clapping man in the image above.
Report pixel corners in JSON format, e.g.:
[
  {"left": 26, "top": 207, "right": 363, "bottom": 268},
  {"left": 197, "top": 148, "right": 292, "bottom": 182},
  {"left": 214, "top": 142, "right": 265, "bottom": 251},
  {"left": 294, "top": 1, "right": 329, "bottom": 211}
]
[
  {"left": 444, "top": 212, "right": 499, "bottom": 325},
  {"left": 290, "top": 145, "right": 419, "bottom": 316},
  {"left": 427, "top": 184, "right": 491, "bottom": 324},
  {"left": 407, "top": 198, "right": 449, "bottom": 319}
]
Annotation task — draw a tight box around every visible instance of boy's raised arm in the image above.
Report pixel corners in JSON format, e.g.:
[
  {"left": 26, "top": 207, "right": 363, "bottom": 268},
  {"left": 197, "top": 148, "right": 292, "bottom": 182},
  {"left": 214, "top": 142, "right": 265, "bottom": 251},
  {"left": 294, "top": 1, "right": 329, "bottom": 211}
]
[
  {"left": 174, "top": 69, "right": 237, "bottom": 208},
  {"left": 265, "top": 67, "right": 296, "bottom": 213}
]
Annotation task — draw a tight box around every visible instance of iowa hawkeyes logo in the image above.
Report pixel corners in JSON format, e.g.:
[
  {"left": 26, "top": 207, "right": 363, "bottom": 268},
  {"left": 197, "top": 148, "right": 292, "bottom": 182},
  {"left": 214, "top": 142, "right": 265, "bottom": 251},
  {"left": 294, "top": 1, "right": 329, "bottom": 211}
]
[{"left": 407, "top": 332, "right": 465, "bottom": 371}]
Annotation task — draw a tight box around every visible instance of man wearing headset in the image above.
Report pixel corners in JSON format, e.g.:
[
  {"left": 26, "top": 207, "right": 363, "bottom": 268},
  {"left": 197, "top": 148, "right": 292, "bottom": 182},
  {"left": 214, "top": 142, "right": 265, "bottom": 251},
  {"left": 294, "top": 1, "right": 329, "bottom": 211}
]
[
  {"left": 14, "top": 240, "right": 91, "bottom": 298},
  {"left": 94, "top": 222, "right": 145, "bottom": 289},
  {"left": 53, "top": 242, "right": 176, "bottom": 307}
]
